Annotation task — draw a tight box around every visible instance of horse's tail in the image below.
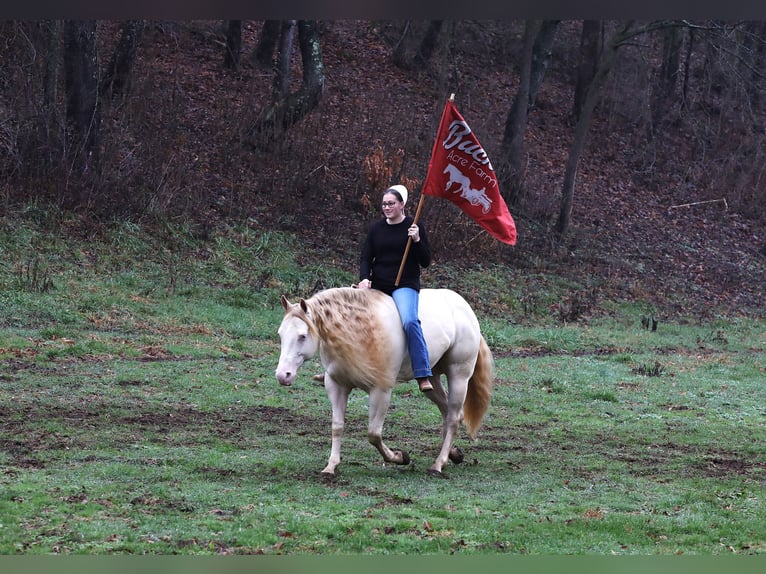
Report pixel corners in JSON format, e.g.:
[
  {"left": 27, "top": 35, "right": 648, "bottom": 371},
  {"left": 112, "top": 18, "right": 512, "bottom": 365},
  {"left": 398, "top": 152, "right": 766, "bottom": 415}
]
[{"left": 463, "top": 336, "right": 494, "bottom": 439}]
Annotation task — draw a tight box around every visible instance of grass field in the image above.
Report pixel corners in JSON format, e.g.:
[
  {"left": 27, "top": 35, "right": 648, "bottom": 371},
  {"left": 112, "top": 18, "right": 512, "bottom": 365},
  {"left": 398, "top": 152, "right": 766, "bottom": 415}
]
[{"left": 1, "top": 214, "right": 765, "bottom": 555}]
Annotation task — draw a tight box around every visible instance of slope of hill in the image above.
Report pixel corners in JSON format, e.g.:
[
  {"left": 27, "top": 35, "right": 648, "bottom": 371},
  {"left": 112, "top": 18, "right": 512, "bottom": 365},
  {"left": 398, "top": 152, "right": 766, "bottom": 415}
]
[{"left": 108, "top": 20, "right": 766, "bottom": 319}]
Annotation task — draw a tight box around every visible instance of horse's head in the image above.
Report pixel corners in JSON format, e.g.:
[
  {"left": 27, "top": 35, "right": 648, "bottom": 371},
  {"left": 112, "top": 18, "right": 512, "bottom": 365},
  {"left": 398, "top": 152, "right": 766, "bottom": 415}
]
[{"left": 275, "top": 295, "right": 319, "bottom": 386}]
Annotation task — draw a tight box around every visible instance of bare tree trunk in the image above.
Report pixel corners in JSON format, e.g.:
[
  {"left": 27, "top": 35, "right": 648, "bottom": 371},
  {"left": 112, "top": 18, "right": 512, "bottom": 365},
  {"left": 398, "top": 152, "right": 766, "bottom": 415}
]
[
  {"left": 253, "top": 20, "right": 280, "bottom": 68},
  {"left": 392, "top": 20, "right": 443, "bottom": 70},
  {"left": 753, "top": 22, "right": 766, "bottom": 111},
  {"left": 223, "top": 20, "right": 242, "bottom": 71},
  {"left": 498, "top": 20, "right": 540, "bottom": 206},
  {"left": 246, "top": 20, "right": 325, "bottom": 148},
  {"left": 63, "top": 19, "right": 100, "bottom": 204},
  {"left": 556, "top": 21, "right": 634, "bottom": 238},
  {"left": 681, "top": 27, "right": 695, "bottom": 109},
  {"left": 740, "top": 20, "right": 766, "bottom": 111},
  {"left": 273, "top": 20, "right": 296, "bottom": 99},
  {"left": 528, "top": 20, "right": 560, "bottom": 110},
  {"left": 101, "top": 20, "right": 144, "bottom": 99},
  {"left": 40, "top": 20, "right": 64, "bottom": 166},
  {"left": 414, "top": 20, "right": 443, "bottom": 69},
  {"left": 392, "top": 21, "right": 412, "bottom": 69},
  {"left": 573, "top": 20, "right": 602, "bottom": 122},
  {"left": 660, "top": 25, "right": 683, "bottom": 101},
  {"left": 653, "top": 24, "right": 683, "bottom": 122},
  {"left": 296, "top": 20, "right": 324, "bottom": 98}
]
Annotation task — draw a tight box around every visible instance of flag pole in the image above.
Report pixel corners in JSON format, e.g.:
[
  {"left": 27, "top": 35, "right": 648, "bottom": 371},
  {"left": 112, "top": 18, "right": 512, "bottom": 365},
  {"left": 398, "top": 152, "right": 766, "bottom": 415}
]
[
  {"left": 394, "top": 93, "right": 454, "bottom": 286},
  {"left": 394, "top": 193, "right": 425, "bottom": 286}
]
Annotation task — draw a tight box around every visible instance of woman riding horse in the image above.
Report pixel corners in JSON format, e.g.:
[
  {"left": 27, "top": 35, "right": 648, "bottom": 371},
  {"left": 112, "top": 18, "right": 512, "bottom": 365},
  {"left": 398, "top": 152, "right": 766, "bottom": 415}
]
[{"left": 357, "top": 184, "right": 434, "bottom": 393}]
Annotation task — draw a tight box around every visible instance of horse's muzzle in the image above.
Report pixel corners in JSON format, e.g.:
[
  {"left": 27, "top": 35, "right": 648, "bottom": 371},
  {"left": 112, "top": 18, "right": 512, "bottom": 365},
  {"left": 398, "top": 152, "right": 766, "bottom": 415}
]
[{"left": 275, "top": 369, "right": 295, "bottom": 386}]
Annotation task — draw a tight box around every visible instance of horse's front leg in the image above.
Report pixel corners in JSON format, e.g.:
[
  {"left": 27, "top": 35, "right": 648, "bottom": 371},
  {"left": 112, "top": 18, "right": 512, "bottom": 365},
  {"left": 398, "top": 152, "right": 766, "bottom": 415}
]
[
  {"left": 322, "top": 374, "right": 350, "bottom": 477},
  {"left": 368, "top": 386, "right": 410, "bottom": 467}
]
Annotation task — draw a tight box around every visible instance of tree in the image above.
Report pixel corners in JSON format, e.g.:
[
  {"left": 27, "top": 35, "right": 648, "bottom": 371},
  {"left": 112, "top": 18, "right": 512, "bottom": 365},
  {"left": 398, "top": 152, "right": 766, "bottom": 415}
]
[
  {"left": 414, "top": 20, "right": 443, "bottom": 69},
  {"left": 39, "top": 20, "right": 64, "bottom": 165},
  {"left": 245, "top": 20, "right": 324, "bottom": 148},
  {"left": 556, "top": 21, "right": 632, "bottom": 238},
  {"left": 224, "top": 20, "right": 242, "bottom": 71},
  {"left": 497, "top": 20, "right": 541, "bottom": 207},
  {"left": 101, "top": 20, "right": 144, "bottom": 99},
  {"left": 556, "top": 20, "right": 686, "bottom": 238},
  {"left": 497, "top": 20, "right": 559, "bottom": 207},
  {"left": 273, "top": 20, "right": 297, "bottom": 99},
  {"left": 392, "top": 20, "right": 444, "bottom": 70},
  {"left": 573, "top": 20, "right": 602, "bottom": 122},
  {"left": 681, "top": 26, "right": 695, "bottom": 108},
  {"left": 738, "top": 21, "right": 766, "bottom": 111},
  {"left": 528, "top": 20, "right": 560, "bottom": 110},
  {"left": 253, "top": 20, "right": 280, "bottom": 68},
  {"left": 654, "top": 24, "right": 684, "bottom": 121},
  {"left": 63, "top": 19, "right": 100, "bottom": 203}
]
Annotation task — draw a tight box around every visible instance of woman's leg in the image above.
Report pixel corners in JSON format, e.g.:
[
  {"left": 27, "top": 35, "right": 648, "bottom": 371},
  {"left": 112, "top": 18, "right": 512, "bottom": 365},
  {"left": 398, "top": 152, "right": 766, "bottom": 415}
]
[{"left": 392, "top": 288, "right": 433, "bottom": 391}]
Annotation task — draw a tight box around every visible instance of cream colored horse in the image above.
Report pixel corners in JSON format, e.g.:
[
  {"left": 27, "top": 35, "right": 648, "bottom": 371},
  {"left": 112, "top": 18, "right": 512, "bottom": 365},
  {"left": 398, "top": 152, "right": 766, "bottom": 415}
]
[{"left": 275, "top": 287, "right": 493, "bottom": 478}]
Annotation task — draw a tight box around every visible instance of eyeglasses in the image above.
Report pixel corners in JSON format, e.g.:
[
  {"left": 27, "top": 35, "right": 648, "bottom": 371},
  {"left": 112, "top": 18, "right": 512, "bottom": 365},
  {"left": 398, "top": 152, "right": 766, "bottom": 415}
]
[{"left": 381, "top": 201, "right": 399, "bottom": 208}]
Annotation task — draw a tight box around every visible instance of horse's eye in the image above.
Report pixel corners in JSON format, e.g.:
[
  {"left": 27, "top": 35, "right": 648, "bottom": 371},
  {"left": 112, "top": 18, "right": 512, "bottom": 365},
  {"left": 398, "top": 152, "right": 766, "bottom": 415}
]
[{"left": 298, "top": 334, "right": 306, "bottom": 343}]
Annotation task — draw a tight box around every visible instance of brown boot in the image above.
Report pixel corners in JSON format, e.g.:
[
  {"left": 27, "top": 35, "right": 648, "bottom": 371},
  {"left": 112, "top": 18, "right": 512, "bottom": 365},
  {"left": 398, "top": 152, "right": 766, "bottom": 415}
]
[{"left": 417, "top": 378, "right": 433, "bottom": 392}]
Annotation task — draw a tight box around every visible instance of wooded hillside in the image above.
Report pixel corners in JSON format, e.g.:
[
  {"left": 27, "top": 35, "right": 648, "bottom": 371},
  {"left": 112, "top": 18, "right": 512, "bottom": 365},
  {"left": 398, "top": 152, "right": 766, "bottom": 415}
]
[{"left": 1, "top": 20, "right": 764, "bottom": 317}]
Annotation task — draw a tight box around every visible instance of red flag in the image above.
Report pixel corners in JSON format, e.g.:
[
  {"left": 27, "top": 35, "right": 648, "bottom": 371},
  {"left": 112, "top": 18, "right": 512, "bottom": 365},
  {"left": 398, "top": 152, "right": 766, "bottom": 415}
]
[{"left": 422, "top": 98, "right": 517, "bottom": 245}]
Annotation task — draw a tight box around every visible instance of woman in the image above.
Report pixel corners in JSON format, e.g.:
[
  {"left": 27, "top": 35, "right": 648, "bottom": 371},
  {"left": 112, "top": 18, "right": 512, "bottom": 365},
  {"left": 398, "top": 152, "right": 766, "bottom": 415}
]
[{"left": 357, "top": 184, "right": 434, "bottom": 392}]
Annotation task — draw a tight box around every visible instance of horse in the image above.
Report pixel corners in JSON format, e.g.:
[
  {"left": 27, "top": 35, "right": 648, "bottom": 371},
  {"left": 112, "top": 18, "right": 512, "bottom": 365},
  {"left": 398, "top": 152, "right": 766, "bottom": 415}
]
[{"left": 275, "top": 286, "right": 494, "bottom": 478}]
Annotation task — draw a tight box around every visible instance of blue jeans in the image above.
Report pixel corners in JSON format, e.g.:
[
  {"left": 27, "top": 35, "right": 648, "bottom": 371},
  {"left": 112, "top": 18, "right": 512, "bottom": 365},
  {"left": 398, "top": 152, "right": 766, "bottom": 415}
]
[{"left": 392, "top": 287, "right": 432, "bottom": 380}]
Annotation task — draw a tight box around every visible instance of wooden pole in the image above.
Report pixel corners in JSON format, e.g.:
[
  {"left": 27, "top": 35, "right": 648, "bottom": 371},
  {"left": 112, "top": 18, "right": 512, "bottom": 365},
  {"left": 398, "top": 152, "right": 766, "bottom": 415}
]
[
  {"left": 394, "top": 193, "right": 427, "bottom": 286},
  {"left": 393, "top": 93, "right": 454, "bottom": 287}
]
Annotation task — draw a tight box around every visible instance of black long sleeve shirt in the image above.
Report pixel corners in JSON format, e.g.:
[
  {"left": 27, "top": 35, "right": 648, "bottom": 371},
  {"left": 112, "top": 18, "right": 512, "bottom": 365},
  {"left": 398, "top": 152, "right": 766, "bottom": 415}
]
[{"left": 359, "top": 216, "right": 431, "bottom": 295}]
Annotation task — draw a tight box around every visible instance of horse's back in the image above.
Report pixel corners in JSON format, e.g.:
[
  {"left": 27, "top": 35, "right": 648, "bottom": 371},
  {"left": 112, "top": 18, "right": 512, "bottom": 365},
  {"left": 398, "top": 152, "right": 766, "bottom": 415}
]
[
  {"left": 420, "top": 289, "right": 480, "bottom": 331},
  {"left": 418, "top": 288, "right": 482, "bottom": 363}
]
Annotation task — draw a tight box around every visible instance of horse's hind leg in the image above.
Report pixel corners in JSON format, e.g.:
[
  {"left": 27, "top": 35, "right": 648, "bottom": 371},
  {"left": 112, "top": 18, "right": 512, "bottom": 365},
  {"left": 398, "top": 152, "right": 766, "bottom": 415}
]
[
  {"left": 424, "top": 370, "right": 448, "bottom": 416},
  {"left": 322, "top": 376, "right": 350, "bottom": 477},
  {"left": 425, "top": 371, "right": 463, "bottom": 464},
  {"left": 368, "top": 386, "right": 410, "bottom": 467},
  {"left": 429, "top": 374, "right": 469, "bottom": 476}
]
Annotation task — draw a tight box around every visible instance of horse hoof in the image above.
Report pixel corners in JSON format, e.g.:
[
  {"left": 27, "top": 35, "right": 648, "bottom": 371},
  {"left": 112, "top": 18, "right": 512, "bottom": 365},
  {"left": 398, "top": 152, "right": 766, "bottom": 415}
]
[
  {"left": 427, "top": 468, "right": 447, "bottom": 478},
  {"left": 320, "top": 471, "right": 337, "bottom": 483},
  {"left": 449, "top": 446, "right": 464, "bottom": 465},
  {"left": 395, "top": 450, "right": 411, "bottom": 466}
]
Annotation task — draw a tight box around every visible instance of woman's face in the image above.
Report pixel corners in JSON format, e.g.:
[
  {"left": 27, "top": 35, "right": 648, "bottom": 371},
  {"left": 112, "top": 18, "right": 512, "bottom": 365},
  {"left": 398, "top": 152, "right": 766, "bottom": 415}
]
[{"left": 381, "top": 192, "right": 403, "bottom": 218}]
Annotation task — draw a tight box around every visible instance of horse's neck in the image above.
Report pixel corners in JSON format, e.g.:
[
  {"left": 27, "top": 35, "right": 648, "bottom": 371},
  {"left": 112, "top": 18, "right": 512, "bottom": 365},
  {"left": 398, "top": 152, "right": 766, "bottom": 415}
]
[
  {"left": 306, "top": 301, "right": 332, "bottom": 340},
  {"left": 307, "top": 293, "right": 359, "bottom": 345},
  {"left": 309, "top": 290, "right": 388, "bottom": 350},
  {"left": 308, "top": 290, "right": 397, "bottom": 389}
]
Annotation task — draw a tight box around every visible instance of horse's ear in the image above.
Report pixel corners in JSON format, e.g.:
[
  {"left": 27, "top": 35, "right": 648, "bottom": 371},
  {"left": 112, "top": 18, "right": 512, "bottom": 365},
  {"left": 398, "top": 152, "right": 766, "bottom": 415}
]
[
  {"left": 299, "top": 299, "right": 309, "bottom": 313},
  {"left": 280, "top": 295, "right": 292, "bottom": 310}
]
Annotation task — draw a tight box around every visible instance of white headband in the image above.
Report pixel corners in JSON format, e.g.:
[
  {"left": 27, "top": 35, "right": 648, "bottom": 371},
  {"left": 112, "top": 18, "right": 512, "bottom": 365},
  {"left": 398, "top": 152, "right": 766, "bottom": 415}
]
[{"left": 386, "top": 184, "right": 408, "bottom": 205}]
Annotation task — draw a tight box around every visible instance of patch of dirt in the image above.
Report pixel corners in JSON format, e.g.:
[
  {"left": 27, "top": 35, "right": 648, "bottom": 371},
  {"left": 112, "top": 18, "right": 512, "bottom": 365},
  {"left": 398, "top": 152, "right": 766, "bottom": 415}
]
[
  {"left": 0, "top": 401, "right": 325, "bottom": 469},
  {"left": 699, "top": 454, "right": 766, "bottom": 479}
]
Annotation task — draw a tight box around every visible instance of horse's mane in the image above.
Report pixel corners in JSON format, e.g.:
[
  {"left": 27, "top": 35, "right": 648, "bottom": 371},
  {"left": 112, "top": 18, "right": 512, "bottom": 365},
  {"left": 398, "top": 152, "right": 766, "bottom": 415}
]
[
  {"left": 306, "top": 287, "right": 387, "bottom": 340},
  {"left": 309, "top": 286, "right": 384, "bottom": 316},
  {"left": 282, "top": 287, "right": 380, "bottom": 347},
  {"left": 303, "top": 287, "right": 395, "bottom": 388}
]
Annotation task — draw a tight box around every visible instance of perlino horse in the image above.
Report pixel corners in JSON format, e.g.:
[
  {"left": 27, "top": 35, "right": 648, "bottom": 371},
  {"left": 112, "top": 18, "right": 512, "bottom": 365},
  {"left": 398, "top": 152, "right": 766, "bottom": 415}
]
[{"left": 275, "top": 287, "right": 493, "bottom": 478}]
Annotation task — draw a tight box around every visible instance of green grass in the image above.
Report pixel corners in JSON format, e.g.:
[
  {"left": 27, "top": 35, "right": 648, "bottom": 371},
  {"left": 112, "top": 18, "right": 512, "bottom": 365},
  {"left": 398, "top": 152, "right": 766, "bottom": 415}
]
[{"left": 1, "top": 211, "right": 765, "bottom": 555}]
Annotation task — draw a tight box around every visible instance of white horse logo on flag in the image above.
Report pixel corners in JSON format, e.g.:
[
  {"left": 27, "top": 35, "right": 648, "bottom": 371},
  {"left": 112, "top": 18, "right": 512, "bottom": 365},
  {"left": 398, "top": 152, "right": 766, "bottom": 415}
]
[{"left": 443, "top": 164, "right": 493, "bottom": 214}]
